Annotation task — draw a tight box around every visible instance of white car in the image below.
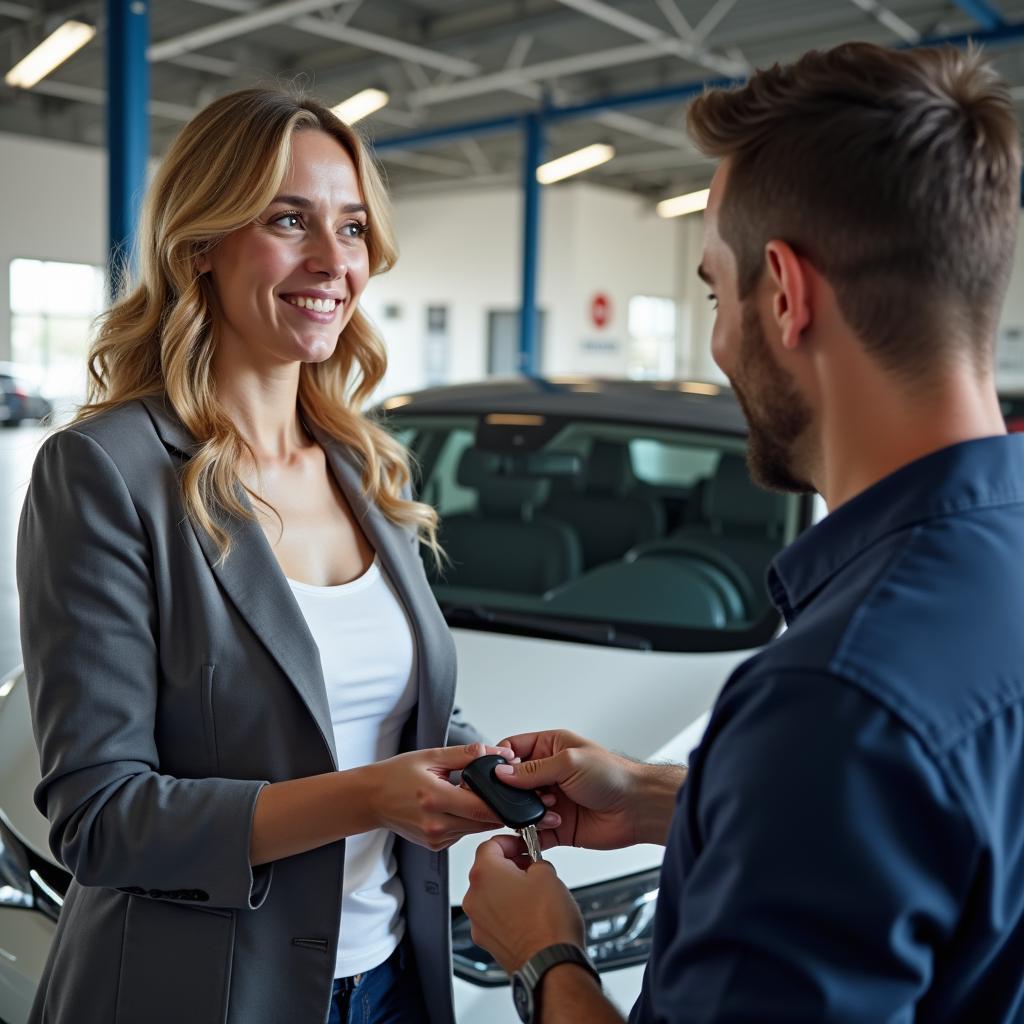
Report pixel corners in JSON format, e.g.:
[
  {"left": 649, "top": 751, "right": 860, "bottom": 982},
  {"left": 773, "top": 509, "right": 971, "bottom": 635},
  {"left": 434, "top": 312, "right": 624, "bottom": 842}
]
[{"left": 0, "top": 377, "right": 816, "bottom": 1024}]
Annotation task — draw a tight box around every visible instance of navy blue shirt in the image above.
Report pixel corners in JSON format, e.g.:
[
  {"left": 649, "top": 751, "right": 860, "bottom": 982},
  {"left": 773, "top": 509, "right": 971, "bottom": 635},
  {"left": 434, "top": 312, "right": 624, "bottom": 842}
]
[{"left": 632, "top": 435, "right": 1024, "bottom": 1023}]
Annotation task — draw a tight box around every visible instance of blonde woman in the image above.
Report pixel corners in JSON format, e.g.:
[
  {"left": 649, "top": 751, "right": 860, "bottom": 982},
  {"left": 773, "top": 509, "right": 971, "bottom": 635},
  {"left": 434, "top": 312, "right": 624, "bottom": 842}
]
[{"left": 17, "top": 89, "right": 557, "bottom": 1024}]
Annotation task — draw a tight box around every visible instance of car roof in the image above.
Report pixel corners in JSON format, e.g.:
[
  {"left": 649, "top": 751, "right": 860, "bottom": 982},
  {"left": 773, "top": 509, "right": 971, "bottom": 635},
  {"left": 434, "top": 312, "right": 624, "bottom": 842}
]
[{"left": 381, "top": 377, "right": 748, "bottom": 436}]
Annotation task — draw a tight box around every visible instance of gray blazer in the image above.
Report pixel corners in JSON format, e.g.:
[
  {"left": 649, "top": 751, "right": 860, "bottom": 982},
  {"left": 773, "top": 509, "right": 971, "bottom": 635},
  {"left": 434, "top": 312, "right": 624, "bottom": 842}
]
[{"left": 17, "top": 395, "right": 477, "bottom": 1024}]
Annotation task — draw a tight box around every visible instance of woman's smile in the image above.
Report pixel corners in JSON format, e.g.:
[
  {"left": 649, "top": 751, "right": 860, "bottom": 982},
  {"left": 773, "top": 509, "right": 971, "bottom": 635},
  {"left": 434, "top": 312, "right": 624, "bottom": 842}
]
[{"left": 279, "top": 291, "right": 343, "bottom": 323}]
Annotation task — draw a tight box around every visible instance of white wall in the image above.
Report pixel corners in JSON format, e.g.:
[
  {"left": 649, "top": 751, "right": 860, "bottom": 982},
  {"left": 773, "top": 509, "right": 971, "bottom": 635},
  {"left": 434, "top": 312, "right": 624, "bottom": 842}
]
[
  {"left": 996, "top": 224, "right": 1024, "bottom": 391},
  {"left": 0, "top": 132, "right": 108, "bottom": 362},
  {"left": 363, "top": 181, "right": 681, "bottom": 396},
  {"left": 4, "top": 127, "right": 1024, "bottom": 396}
]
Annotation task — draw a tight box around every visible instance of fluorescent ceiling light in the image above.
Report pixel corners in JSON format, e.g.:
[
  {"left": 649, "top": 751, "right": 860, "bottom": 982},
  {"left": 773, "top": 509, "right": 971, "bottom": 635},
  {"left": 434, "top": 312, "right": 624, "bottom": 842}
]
[
  {"left": 536, "top": 143, "right": 615, "bottom": 185},
  {"left": 656, "top": 188, "right": 711, "bottom": 218},
  {"left": 5, "top": 20, "right": 96, "bottom": 89},
  {"left": 331, "top": 88, "right": 389, "bottom": 125}
]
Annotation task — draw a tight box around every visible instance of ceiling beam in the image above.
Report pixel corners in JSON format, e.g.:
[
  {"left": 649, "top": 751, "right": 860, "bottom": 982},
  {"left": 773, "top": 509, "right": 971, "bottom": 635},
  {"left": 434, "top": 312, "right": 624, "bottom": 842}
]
[
  {"left": 653, "top": 0, "right": 695, "bottom": 39},
  {"left": 149, "top": 0, "right": 354, "bottom": 62},
  {"left": 166, "top": 52, "right": 242, "bottom": 76},
  {"left": 552, "top": 0, "right": 747, "bottom": 76},
  {"left": 846, "top": 0, "right": 920, "bottom": 43},
  {"left": 692, "top": 0, "right": 742, "bottom": 44},
  {"left": 592, "top": 109, "right": 693, "bottom": 149},
  {"left": 411, "top": 43, "right": 697, "bottom": 107},
  {"left": 184, "top": 0, "right": 480, "bottom": 76},
  {"left": 27, "top": 78, "right": 197, "bottom": 122}
]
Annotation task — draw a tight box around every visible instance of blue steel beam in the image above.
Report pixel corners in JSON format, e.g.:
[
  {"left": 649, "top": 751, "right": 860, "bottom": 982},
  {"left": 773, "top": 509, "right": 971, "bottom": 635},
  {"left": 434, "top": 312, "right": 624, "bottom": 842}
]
[
  {"left": 107, "top": 0, "right": 150, "bottom": 298},
  {"left": 372, "top": 113, "right": 522, "bottom": 152},
  {"left": 912, "top": 20, "right": 1024, "bottom": 48},
  {"left": 950, "top": 0, "right": 1006, "bottom": 30},
  {"left": 519, "top": 114, "right": 544, "bottom": 377}
]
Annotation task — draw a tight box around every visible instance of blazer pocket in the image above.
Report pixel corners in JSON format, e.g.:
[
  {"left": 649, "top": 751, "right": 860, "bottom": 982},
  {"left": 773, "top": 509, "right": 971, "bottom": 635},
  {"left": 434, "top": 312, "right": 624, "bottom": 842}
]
[
  {"left": 116, "top": 896, "right": 235, "bottom": 1024},
  {"left": 200, "top": 663, "right": 219, "bottom": 776}
]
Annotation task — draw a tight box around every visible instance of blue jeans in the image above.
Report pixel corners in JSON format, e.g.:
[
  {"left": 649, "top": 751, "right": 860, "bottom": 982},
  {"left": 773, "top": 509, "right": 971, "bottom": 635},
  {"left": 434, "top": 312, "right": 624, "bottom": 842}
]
[{"left": 328, "top": 938, "right": 430, "bottom": 1024}]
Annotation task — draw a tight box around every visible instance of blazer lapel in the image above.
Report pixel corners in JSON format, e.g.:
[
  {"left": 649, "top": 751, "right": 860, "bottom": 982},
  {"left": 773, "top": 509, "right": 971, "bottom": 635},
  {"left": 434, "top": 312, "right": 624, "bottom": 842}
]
[{"left": 140, "top": 396, "right": 338, "bottom": 767}]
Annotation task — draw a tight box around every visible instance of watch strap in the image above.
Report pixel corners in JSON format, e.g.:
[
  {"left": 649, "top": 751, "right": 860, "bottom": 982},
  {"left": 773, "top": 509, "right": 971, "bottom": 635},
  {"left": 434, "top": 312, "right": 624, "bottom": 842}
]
[{"left": 514, "top": 943, "right": 601, "bottom": 1023}]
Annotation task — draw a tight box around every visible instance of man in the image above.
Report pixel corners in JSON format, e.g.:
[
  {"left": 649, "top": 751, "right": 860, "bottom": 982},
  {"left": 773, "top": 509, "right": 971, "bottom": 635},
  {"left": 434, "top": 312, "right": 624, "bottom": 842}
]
[{"left": 462, "top": 41, "right": 1024, "bottom": 1023}]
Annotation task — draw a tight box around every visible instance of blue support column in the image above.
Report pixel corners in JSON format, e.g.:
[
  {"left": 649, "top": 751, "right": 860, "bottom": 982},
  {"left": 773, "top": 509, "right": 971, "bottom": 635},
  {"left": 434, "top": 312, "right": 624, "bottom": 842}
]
[
  {"left": 519, "top": 114, "right": 544, "bottom": 377},
  {"left": 107, "top": 0, "right": 149, "bottom": 298}
]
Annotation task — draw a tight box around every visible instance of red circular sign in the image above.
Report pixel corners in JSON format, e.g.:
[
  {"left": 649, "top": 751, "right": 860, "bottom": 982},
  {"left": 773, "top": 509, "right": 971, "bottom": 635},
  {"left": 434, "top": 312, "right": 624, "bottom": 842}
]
[{"left": 590, "top": 292, "right": 611, "bottom": 329}]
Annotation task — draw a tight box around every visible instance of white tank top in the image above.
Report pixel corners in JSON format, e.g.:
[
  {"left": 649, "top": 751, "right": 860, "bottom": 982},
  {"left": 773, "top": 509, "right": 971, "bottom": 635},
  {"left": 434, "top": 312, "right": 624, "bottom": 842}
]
[{"left": 287, "top": 558, "right": 417, "bottom": 979}]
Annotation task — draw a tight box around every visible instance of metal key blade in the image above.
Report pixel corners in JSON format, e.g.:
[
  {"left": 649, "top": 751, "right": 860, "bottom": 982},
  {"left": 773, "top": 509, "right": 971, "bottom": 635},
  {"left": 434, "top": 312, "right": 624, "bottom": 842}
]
[{"left": 520, "top": 824, "right": 543, "bottom": 863}]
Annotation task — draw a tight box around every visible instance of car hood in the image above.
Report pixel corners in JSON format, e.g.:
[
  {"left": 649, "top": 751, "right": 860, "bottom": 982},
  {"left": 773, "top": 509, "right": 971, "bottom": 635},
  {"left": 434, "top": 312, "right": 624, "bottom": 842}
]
[
  {"left": 0, "top": 630, "right": 740, "bottom": 900},
  {"left": 445, "top": 628, "right": 743, "bottom": 902}
]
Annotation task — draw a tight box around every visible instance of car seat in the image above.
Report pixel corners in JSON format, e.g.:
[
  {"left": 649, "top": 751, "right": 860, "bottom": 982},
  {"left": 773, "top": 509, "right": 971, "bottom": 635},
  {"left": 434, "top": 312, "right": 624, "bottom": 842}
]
[
  {"left": 542, "top": 440, "right": 664, "bottom": 569},
  {"left": 435, "top": 447, "right": 583, "bottom": 594},
  {"left": 628, "top": 452, "right": 787, "bottom": 615}
]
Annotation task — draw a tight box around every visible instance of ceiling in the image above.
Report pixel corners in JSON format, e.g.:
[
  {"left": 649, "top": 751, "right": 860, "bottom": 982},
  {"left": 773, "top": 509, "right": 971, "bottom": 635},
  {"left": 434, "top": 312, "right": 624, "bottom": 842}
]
[{"left": 4, "top": 0, "right": 1024, "bottom": 200}]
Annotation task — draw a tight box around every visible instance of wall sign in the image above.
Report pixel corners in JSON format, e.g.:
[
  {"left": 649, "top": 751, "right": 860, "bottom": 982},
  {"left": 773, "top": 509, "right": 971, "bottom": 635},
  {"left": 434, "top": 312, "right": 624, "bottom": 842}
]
[{"left": 590, "top": 292, "right": 612, "bottom": 329}]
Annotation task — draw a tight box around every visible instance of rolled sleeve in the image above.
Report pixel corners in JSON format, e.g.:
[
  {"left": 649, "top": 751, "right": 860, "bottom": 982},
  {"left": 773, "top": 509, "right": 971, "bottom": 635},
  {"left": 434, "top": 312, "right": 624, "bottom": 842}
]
[
  {"left": 634, "top": 670, "right": 977, "bottom": 1023},
  {"left": 17, "top": 428, "right": 271, "bottom": 910}
]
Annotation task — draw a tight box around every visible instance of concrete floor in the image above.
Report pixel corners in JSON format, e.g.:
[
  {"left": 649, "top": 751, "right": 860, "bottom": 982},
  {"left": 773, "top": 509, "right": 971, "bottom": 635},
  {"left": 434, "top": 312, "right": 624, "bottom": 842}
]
[{"left": 1, "top": 424, "right": 46, "bottom": 679}]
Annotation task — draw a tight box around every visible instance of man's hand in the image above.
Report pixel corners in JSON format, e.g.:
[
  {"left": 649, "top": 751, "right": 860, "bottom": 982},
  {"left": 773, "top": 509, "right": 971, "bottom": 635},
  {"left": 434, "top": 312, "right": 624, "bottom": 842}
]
[
  {"left": 463, "top": 836, "right": 585, "bottom": 973},
  {"left": 493, "top": 730, "right": 685, "bottom": 854}
]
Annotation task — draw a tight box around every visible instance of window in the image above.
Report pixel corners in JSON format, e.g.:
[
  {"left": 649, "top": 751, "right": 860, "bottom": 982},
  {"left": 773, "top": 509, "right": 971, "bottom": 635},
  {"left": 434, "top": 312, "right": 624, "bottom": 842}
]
[
  {"left": 627, "top": 296, "right": 677, "bottom": 380},
  {"left": 397, "top": 413, "right": 805, "bottom": 652},
  {"left": 9, "top": 258, "right": 105, "bottom": 408}
]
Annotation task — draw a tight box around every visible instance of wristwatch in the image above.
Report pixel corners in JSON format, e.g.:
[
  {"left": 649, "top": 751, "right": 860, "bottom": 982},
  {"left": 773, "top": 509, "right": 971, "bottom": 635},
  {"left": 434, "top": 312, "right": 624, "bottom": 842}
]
[{"left": 511, "top": 943, "right": 601, "bottom": 1024}]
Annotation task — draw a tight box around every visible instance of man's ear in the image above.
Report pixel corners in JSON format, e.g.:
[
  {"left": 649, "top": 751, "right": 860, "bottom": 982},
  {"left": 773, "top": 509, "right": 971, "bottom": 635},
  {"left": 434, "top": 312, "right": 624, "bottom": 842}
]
[{"left": 764, "top": 240, "right": 811, "bottom": 350}]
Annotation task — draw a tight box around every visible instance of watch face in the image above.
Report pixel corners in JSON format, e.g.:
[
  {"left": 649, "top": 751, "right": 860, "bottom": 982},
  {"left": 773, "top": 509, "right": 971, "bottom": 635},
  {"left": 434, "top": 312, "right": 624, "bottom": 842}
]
[{"left": 512, "top": 975, "right": 533, "bottom": 1024}]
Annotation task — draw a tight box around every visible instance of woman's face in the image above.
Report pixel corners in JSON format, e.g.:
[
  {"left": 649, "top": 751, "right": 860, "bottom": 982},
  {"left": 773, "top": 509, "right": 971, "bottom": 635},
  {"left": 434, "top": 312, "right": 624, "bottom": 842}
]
[{"left": 202, "top": 128, "right": 372, "bottom": 370}]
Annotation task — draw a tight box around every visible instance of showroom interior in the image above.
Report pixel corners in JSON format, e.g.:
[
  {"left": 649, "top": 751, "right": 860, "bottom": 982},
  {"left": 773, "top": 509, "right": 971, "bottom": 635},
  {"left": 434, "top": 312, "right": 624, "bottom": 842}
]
[{"left": 4, "top": 2, "right": 1024, "bottom": 1023}]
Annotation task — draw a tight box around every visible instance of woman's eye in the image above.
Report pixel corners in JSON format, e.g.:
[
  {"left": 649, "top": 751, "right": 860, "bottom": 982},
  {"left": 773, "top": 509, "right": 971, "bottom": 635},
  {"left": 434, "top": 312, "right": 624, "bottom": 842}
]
[
  {"left": 340, "top": 221, "right": 368, "bottom": 239},
  {"left": 271, "top": 212, "right": 302, "bottom": 229},
  {"left": 707, "top": 292, "right": 719, "bottom": 310}
]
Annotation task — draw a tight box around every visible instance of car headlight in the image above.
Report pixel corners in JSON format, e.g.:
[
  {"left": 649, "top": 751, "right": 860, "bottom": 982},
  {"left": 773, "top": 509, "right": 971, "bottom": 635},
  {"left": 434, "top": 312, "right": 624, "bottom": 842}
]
[
  {"left": 452, "top": 867, "right": 660, "bottom": 986},
  {"left": 0, "top": 816, "right": 64, "bottom": 922}
]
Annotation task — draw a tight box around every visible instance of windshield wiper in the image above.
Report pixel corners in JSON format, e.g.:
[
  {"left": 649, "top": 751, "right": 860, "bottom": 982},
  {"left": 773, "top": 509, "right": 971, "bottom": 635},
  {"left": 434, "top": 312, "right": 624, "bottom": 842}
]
[{"left": 441, "top": 604, "right": 652, "bottom": 651}]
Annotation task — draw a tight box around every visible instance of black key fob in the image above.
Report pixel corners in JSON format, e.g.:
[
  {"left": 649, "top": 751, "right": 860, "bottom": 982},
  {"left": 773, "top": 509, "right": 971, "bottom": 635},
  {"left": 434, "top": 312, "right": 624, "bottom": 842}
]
[{"left": 462, "top": 755, "right": 546, "bottom": 830}]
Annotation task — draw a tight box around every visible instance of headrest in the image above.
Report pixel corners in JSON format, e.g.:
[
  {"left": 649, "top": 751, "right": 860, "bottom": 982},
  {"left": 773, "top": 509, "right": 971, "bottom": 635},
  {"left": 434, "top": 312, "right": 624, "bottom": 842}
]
[
  {"left": 456, "top": 447, "right": 550, "bottom": 517},
  {"left": 585, "top": 440, "right": 634, "bottom": 496},
  {"left": 705, "top": 453, "right": 786, "bottom": 534}
]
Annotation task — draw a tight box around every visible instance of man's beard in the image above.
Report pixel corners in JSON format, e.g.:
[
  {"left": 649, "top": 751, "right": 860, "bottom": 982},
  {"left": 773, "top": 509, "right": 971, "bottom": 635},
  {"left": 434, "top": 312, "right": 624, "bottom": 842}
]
[{"left": 729, "top": 302, "right": 815, "bottom": 493}]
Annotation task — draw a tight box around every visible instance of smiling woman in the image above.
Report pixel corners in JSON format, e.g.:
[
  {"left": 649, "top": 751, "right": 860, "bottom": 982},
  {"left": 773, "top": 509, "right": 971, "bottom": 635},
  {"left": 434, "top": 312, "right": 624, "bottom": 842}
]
[
  {"left": 15, "top": 88, "right": 518, "bottom": 1024},
  {"left": 199, "top": 135, "right": 373, "bottom": 372},
  {"left": 80, "top": 89, "right": 428, "bottom": 563}
]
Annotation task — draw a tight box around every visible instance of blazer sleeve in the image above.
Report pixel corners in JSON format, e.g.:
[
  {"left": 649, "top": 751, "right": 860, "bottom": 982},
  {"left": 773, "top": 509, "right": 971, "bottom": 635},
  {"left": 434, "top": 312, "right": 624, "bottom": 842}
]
[{"left": 17, "top": 428, "right": 272, "bottom": 910}]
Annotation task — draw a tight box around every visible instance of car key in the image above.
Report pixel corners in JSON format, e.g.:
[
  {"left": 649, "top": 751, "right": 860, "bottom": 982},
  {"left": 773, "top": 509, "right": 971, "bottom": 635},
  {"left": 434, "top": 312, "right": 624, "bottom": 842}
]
[{"left": 463, "top": 754, "right": 546, "bottom": 862}]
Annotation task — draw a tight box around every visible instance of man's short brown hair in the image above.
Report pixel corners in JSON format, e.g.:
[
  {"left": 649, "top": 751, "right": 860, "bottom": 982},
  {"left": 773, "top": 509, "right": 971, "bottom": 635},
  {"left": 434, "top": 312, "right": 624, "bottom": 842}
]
[{"left": 688, "top": 42, "right": 1021, "bottom": 376}]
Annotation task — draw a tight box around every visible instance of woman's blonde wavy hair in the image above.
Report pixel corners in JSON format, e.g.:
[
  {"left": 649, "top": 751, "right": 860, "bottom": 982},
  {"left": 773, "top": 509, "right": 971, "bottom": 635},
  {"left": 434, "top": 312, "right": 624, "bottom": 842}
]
[{"left": 75, "top": 87, "right": 438, "bottom": 563}]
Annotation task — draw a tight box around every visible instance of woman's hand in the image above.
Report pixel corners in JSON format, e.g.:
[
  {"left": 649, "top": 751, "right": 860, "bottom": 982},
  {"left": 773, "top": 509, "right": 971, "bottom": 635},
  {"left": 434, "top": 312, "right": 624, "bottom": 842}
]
[{"left": 367, "top": 742, "right": 562, "bottom": 852}]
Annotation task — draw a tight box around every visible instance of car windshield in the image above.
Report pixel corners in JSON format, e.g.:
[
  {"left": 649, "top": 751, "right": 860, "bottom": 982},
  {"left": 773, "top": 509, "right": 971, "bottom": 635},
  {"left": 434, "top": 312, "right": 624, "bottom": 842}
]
[{"left": 394, "top": 412, "right": 808, "bottom": 653}]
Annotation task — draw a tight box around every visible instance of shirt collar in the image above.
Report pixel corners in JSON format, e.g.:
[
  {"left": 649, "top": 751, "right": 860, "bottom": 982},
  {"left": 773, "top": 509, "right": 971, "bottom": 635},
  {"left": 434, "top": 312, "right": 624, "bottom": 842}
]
[{"left": 768, "top": 434, "right": 1024, "bottom": 623}]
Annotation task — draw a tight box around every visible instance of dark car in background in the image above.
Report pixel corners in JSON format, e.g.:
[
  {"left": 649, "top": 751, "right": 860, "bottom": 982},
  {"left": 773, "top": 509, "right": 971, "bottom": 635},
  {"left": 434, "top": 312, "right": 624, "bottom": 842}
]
[{"left": 0, "top": 364, "right": 52, "bottom": 427}]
